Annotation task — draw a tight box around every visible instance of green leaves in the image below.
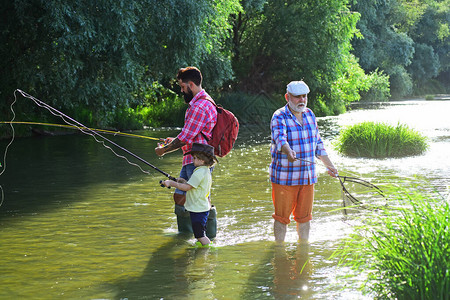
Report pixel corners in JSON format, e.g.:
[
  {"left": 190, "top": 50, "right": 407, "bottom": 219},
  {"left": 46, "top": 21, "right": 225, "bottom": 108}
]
[
  {"left": 231, "top": 0, "right": 363, "bottom": 115},
  {"left": 2, "top": 0, "right": 448, "bottom": 129},
  {"left": 351, "top": 0, "right": 450, "bottom": 98},
  {"left": 1, "top": 0, "right": 241, "bottom": 126}
]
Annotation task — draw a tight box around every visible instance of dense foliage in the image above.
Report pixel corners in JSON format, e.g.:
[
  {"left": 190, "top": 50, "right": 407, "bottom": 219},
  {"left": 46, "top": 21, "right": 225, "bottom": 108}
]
[
  {"left": 351, "top": 0, "right": 450, "bottom": 98},
  {"left": 334, "top": 122, "right": 429, "bottom": 158},
  {"left": 1, "top": 0, "right": 240, "bottom": 126},
  {"left": 0, "top": 0, "right": 448, "bottom": 130},
  {"left": 230, "top": 0, "right": 390, "bottom": 115}
]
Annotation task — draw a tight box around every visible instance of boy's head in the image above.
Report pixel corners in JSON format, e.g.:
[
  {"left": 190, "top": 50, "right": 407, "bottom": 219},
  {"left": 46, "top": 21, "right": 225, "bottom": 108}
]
[{"left": 185, "top": 143, "right": 218, "bottom": 167}]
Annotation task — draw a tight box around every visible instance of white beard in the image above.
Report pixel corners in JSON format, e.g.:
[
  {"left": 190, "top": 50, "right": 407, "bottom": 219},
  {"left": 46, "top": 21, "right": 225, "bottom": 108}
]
[{"left": 288, "top": 102, "right": 306, "bottom": 113}]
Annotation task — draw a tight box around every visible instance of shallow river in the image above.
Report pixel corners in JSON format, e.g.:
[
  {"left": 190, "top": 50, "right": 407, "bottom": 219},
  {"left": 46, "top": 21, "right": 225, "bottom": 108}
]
[{"left": 1, "top": 99, "right": 449, "bottom": 299}]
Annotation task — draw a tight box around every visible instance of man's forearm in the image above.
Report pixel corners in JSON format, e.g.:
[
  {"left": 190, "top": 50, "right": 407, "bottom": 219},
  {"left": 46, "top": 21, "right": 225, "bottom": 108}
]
[
  {"left": 318, "top": 155, "right": 338, "bottom": 177},
  {"left": 318, "top": 155, "right": 333, "bottom": 168},
  {"left": 281, "top": 143, "right": 296, "bottom": 162},
  {"left": 281, "top": 143, "right": 292, "bottom": 156},
  {"left": 163, "top": 137, "right": 186, "bottom": 154}
]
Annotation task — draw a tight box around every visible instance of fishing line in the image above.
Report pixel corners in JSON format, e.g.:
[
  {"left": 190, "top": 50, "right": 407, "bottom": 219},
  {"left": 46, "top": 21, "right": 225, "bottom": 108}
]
[
  {"left": 11, "top": 89, "right": 176, "bottom": 180},
  {"left": 0, "top": 121, "right": 163, "bottom": 141},
  {"left": 337, "top": 176, "right": 388, "bottom": 215},
  {"left": 0, "top": 93, "right": 17, "bottom": 207}
]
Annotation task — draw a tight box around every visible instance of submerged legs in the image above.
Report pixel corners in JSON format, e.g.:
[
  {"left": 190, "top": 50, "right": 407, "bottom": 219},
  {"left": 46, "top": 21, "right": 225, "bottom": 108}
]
[
  {"left": 296, "top": 221, "right": 310, "bottom": 243},
  {"left": 274, "top": 220, "right": 287, "bottom": 242},
  {"left": 274, "top": 220, "right": 311, "bottom": 243}
]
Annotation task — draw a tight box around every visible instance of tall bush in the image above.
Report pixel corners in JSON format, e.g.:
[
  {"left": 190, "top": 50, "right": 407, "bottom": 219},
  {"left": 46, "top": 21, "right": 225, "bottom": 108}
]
[{"left": 359, "top": 69, "right": 391, "bottom": 102}]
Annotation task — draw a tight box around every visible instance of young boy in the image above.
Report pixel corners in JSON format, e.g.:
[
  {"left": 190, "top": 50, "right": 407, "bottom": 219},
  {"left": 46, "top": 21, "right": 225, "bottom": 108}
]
[{"left": 161, "top": 143, "right": 217, "bottom": 246}]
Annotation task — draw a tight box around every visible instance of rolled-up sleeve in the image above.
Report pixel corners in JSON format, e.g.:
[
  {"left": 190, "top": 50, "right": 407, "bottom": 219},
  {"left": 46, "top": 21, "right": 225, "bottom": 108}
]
[
  {"left": 271, "top": 113, "right": 288, "bottom": 152},
  {"left": 315, "top": 131, "right": 328, "bottom": 157}
]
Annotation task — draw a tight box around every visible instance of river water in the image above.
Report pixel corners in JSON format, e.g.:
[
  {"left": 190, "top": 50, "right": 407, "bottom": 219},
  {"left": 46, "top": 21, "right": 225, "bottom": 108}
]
[{"left": 1, "top": 99, "right": 449, "bottom": 299}]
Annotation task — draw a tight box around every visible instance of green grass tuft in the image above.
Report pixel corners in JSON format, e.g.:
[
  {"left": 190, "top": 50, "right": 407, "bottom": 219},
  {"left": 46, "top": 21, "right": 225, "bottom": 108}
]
[
  {"left": 336, "top": 189, "right": 450, "bottom": 299},
  {"left": 334, "top": 122, "right": 429, "bottom": 158}
]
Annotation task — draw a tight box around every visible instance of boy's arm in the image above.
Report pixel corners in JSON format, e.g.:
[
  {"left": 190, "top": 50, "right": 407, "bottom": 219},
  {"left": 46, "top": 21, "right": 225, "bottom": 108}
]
[
  {"left": 177, "top": 178, "right": 188, "bottom": 184},
  {"left": 162, "top": 180, "right": 193, "bottom": 191}
]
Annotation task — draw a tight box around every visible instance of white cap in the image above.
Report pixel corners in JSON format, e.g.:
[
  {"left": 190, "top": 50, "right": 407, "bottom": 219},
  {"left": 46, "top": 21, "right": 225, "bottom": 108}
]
[{"left": 286, "top": 81, "right": 310, "bottom": 96}]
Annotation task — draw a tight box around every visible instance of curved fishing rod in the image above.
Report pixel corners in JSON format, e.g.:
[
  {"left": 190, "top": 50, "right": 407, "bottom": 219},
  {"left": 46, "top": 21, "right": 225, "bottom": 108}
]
[
  {"left": 296, "top": 156, "right": 387, "bottom": 210},
  {"left": 0, "top": 121, "right": 163, "bottom": 141},
  {"left": 13, "top": 89, "right": 176, "bottom": 181}
]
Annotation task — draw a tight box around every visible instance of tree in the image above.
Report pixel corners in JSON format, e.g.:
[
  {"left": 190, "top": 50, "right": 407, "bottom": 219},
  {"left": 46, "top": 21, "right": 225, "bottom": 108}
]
[
  {"left": 351, "top": 0, "right": 450, "bottom": 97},
  {"left": 229, "top": 0, "right": 267, "bottom": 76},
  {"left": 406, "top": 0, "right": 450, "bottom": 93},
  {"left": 230, "top": 0, "right": 361, "bottom": 114},
  {"left": 350, "top": 0, "right": 416, "bottom": 98},
  {"left": 144, "top": 0, "right": 241, "bottom": 89},
  {"left": 0, "top": 0, "right": 241, "bottom": 125},
  {"left": 1, "top": 0, "right": 147, "bottom": 120}
]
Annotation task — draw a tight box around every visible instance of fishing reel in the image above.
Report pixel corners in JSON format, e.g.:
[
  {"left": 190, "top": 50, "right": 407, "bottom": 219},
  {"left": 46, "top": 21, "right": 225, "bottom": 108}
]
[
  {"left": 159, "top": 180, "right": 171, "bottom": 189},
  {"left": 160, "top": 175, "right": 177, "bottom": 189}
]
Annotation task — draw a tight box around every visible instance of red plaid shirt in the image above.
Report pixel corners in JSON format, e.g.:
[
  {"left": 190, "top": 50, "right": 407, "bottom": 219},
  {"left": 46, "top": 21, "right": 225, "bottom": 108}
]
[{"left": 177, "top": 90, "right": 217, "bottom": 166}]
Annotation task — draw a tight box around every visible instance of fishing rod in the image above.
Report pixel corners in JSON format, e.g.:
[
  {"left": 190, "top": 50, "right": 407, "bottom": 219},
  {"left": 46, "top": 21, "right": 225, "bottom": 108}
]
[
  {"left": 295, "top": 156, "right": 387, "bottom": 211},
  {"left": 13, "top": 89, "right": 177, "bottom": 181},
  {"left": 0, "top": 121, "right": 163, "bottom": 141}
]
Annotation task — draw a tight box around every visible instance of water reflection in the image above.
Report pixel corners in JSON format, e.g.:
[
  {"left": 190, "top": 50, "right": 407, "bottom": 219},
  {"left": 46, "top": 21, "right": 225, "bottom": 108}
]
[
  {"left": 271, "top": 243, "right": 312, "bottom": 299},
  {"left": 114, "top": 234, "right": 218, "bottom": 299}
]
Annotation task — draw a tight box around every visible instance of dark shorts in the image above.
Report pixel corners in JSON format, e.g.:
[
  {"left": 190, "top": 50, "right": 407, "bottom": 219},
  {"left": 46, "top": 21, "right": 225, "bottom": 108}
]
[{"left": 190, "top": 211, "right": 210, "bottom": 238}]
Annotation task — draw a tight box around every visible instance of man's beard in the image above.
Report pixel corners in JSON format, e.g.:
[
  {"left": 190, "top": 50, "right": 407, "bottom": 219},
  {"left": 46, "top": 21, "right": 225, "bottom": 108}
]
[
  {"left": 183, "top": 88, "right": 194, "bottom": 103},
  {"left": 288, "top": 101, "right": 306, "bottom": 113}
]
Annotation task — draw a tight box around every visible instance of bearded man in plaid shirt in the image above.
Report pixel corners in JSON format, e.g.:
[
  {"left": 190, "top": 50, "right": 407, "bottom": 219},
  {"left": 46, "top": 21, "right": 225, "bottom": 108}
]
[
  {"left": 155, "top": 67, "right": 217, "bottom": 234},
  {"left": 270, "top": 81, "right": 338, "bottom": 243}
]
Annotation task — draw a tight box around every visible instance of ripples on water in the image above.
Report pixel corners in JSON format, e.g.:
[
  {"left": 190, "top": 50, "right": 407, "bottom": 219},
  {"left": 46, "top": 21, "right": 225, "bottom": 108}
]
[{"left": 0, "top": 100, "right": 449, "bottom": 299}]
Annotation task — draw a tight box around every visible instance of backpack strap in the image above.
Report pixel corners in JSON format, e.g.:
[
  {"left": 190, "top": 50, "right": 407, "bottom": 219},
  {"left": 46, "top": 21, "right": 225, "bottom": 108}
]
[
  {"left": 198, "top": 94, "right": 218, "bottom": 141},
  {"left": 199, "top": 94, "right": 218, "bottom": 107}
]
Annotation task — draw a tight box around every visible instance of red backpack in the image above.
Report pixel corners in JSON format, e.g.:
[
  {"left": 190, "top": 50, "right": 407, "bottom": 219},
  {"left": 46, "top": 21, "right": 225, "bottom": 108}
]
[{"left": 201, "top": 96, "right": 239, "bottom": 157}]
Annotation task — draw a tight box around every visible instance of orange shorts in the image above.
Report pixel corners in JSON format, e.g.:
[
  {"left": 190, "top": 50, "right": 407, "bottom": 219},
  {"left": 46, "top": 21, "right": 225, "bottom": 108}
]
[{"left": 271, "top": 183, "right": 314, "bottom": 224}]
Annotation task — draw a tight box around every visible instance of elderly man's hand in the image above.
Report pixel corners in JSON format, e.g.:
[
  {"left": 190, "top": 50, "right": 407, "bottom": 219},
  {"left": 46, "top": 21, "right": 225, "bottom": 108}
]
[{"left": 326, "top": 166, "right": 338, "bottom": 178}]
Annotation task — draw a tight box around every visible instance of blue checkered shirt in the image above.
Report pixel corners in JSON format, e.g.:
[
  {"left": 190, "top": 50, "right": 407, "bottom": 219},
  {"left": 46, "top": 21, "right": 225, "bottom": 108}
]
[{"left": 269, "top": 105, "right": 328, "bottom": 185}]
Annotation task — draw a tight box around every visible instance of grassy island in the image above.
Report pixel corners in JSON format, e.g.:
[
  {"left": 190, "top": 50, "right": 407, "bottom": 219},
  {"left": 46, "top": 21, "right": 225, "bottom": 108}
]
[{"left": 335, "top": 122, "right": 428, "bottom": 158}]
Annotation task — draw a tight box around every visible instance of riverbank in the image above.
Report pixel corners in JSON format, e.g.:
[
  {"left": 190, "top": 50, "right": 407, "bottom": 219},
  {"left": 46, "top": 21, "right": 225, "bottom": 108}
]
[
  {"left": 349, "top": 94, "right": 450, "bottom": 109},
  {"left": 2, "top": 94, "right": 449, "bottom": 140}
]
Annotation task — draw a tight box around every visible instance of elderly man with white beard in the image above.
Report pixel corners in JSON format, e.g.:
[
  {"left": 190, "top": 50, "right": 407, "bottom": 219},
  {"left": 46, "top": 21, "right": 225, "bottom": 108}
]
[{"left": 269, "top": 81, "right": 338, "bottom": 243}]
